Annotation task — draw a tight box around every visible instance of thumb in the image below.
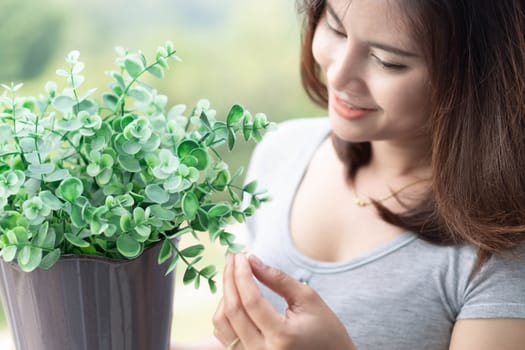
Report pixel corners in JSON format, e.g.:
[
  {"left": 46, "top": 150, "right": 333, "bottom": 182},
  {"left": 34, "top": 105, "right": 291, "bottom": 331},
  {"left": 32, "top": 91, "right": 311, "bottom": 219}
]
[{"left": 248, "top": 254, "right": 310, "bottom": 307}]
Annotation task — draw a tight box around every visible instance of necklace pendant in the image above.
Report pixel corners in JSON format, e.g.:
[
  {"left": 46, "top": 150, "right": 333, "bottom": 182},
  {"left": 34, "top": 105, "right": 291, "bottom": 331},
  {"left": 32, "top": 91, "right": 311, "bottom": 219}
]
[{"left": 354, "top": 198, "right": 368, "bottom": 207}]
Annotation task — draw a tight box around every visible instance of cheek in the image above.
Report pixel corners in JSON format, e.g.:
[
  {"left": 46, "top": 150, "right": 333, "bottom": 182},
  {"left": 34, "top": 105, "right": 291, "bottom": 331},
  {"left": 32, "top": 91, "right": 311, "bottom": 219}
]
[
  {"left": 311, "top": 24, "right": 330, "bottom": 69},
  {"left": 373, "top": 73, "right": 430, "bottom": 117}
]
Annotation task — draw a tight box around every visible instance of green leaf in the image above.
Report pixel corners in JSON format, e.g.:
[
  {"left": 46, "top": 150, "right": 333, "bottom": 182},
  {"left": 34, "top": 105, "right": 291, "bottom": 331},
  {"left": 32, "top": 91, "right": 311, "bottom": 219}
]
[
  {"left": 227, "top": 127, "right": 236, "bottom": 151},
  {"left": 181, "top": 155, "right": 198, "bottom": 168},
  {"left": 149, "top": 205, "right": 176, "bottom": 221},
  {"left": 0, "top": 212, "right": 26, "bottom": 232},
  {"left": 128, "top": 87, "right": 151, "bottom": 104},
  {"left": 183, "top": 266, "right": 197, "bottom": 285},
  {"left": 124, "top": 57, "right": 144, "bottom": 78},
  {"left": 199, "top": 111, "right": 211, "bottom": 129},
  {"left": 166, "top": 226, "right": 192, "bottom": 239},
  {"left": 232, "top": 210, "right": 245, "bottom": 223},
  {"left": 227, "top": 243, "right": 245, "bottom": 253},
  {"left": 212, "top": 169, "right": 230, "bottom": 191},
  {"left": 134, "top": 225, "right": 151, "bottom": 238},
  {"left": 18, "top": 246, "right": 42, "bottom": 272},
  {"left": 103, "top": 93, "right": 119, "bottom": 110},
  {"left": 71, "top": 205, "right": 86, "bottom": 227},
  {"left": 76, "top": 99, "right": 98, "bottom": 115},
  {"left": 145, "top": 184, "right": 170, "bottom": 204},
  {"left": 45, "top": 169, "right": 70, "bottom": 182},
  {"left": 180, "top": 244, "right": 205, "bottom": 258},
  {"left": 90, "top": 219, "right": 108, "bottom": 236},
  {"left": 133, "top": 207, "right": 146, "bottom": 223},
  {"left": 34, "top": 222, "right": 49, "bottom": 246},
  {"left": 228, "top": 187, "right": 241, "bottom": 205},
  {"left": 243, "top": 180, "right": 257, "bottom": 194},
  {"left": 40, "top": 191, "right": 63, "bottom": 210},
  {"left": 252, "top": 128, "right": 263, "bottom": 143},
  {"left": 53, "top": 95, "right": 76, "bottom": 112},
  {"left": 1, "top": 246, "right": 17, "bottom": 262},
  {"left": 6, "top": 231, "right": 18, "bottom": 245},
  {"left": 58, "top": 177, "right": 84, "bottom": 203},
  {"left": 116, "top": 235, "right": 142, "bottom": 258},
  {"left": 254, "top": 113, "right": 268, "bottom": 129},
  {"left": 122, "top": 140, "right": 142, "bottom": 155},
  {"left": 147, "top": 65, "right": 164, "bottom": 79},
  {"left": 243, "top": 113, "right": 253, "bottom": 141},
  {"left": 64, "top": 232, "right": 90, "bottom": 248},
  {"left": 18, "top": 246, "right": 31, "bottom": 266},
  {"left": 96, "top": 168, "right": 112, "bottom": 185},
  {"left": 219, "top": 232, "right": 236, "bottom": 245},
  {"left": 117, "top": 155, "right": 142, "bottom": 172},
  {"left": 226, "top": 104, "right": 244, "bottom": 126},
  {"left": 41, "top": 229, "right": 56, "bottom": 250},
  {"left": 120, "top": 213, "right": 132, "bottom": 232},
  {"left": 165, "top": 254, "right": 179, "bottom": 275},
  {"left": 158, "top": 240, "right": 173, "bottom": 264},
  {"left": 39, "top": 248, "right": 61, "bottom": 269},
  {"left": 200, "top": 265, "right": 217, "bottom": 278},
  {"left": 139, "top": 51, "right": 147, "bottom": 66},
  {"left": 208, "top": 279, "right": 217, "bottom": 293},
  {"left": 111, "top": 71, "right": 126, "bottom": 89},
  {"left": 194, "top": 275, "right": 201, "bottom": 289},
  {"left": 28, "top": 163, "right": 55, "bottom": 176},
  {"left": 208, "top": 203, "right": 231, "bottom": 218},
  {"left": 243, "top": 205, "right": 255, "bottom": 216},
  {"left": 176, "top": 140, "right": 200, "bottom": 158},
  {"left": 12, "top": 227, "right": 29, "bottom": 243},
  {"left": 182, "top": 192, "right": 199, "bottom": 220}
]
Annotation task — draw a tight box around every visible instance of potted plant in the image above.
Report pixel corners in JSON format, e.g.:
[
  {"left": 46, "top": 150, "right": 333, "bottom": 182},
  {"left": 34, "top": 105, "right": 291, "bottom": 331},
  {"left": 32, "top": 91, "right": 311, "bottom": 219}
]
[{"left": 0, "top": 41, "right": 272, "bottom": 350}]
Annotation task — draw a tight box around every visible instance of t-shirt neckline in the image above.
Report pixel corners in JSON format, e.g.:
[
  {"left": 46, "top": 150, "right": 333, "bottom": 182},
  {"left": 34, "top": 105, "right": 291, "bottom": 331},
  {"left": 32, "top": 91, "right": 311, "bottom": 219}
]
[{"left": 281, "top": 118, "right": 417, "bottom": 274}]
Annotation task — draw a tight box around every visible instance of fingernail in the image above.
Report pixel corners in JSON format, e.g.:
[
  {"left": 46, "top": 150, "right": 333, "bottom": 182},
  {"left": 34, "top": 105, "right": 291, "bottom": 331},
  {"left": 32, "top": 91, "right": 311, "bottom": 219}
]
[{"left": 248, "top": 254, "right": 266, "bottom": 269}]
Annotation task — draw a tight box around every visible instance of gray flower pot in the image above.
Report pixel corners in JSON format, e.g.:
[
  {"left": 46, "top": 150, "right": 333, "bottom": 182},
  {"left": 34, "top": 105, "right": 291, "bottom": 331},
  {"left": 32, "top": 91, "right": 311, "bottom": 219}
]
[{"left": 0, "top": 241, "right": 175, "bottom": 350}]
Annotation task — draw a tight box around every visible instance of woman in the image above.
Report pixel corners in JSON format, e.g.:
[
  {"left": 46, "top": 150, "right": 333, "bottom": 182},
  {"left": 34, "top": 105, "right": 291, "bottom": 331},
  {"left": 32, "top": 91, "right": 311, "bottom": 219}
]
[{"left": 175, "top": 0, "right": 525, "bottom": 349}]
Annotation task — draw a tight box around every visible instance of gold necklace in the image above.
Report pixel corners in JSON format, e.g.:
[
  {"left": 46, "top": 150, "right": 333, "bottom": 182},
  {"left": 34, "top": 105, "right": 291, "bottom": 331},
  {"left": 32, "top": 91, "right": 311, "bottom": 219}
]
[{"left": 350, "top": 178, "right": 430, "bottom": 207}]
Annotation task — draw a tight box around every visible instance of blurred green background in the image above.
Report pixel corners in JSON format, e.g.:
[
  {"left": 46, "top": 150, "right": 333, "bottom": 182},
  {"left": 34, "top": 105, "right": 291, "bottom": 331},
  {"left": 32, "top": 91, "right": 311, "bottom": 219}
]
[{"left": 0, "top": 0, "right": 324, "bottom": 346}]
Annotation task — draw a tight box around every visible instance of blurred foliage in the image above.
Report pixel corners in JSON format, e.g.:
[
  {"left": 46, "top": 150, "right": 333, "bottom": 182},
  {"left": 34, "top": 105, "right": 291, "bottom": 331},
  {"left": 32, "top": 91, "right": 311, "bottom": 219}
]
[
  {"left": 0, "top": 0, "right": 325, "bottom": 334},
  {"left": 0, "top": 0, "right": 325, "bottom": 174},
  {"left": 0, "top": 0, "right": 64, "bottom": 81}
]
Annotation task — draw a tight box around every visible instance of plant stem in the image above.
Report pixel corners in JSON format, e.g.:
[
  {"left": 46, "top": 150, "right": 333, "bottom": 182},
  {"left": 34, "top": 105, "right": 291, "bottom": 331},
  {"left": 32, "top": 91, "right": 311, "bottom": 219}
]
[{"left": 110, "top": 52, "right": 179, "bottom": 121}]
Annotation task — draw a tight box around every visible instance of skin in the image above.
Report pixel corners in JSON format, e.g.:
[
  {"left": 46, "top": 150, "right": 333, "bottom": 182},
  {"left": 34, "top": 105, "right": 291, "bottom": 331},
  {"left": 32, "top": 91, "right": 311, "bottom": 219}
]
[
  {"left": 172, "top": 0, "right": 525, "bottom": 348},
  {"left": 213, "top": 254, "right": 355, "bottom": 350}
]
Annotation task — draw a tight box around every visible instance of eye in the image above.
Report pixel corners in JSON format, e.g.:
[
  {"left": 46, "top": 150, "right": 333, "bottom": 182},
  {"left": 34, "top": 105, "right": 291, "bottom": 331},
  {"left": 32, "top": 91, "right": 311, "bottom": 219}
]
[
  {"left": 371, "top": 54, "right": 407, "bottom": 70},
  {"left": 325, "top": 19, "right": 347, "bottom": 38}
]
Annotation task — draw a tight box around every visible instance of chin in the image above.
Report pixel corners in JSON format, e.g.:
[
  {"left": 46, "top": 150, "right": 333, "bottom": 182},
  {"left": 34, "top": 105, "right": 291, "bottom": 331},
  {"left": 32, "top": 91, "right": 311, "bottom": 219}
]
[{"left": 328, "top": 114, "right": 373, "bottom": 144}]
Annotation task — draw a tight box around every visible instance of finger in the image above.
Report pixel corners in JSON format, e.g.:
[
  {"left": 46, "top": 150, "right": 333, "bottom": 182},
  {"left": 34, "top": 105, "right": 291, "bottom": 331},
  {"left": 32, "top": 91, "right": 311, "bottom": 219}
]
[
  {"left": 234, "top": 253, "right": 285, "bottom": 334},
  {"left": 223, "top": 253, "right": 263, "bottom": 347},
  {"left": 212, "top": 297, "right": 237, "bottom": 347},
  {"left": 249, "top": 254, "right": 314, "bottom": 307}
]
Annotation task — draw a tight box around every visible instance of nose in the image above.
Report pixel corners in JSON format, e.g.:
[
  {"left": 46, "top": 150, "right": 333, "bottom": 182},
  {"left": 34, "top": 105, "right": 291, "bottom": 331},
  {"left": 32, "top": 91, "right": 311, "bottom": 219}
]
[{"left": 325, "top": 42, "right": 367, "bottom": 93}]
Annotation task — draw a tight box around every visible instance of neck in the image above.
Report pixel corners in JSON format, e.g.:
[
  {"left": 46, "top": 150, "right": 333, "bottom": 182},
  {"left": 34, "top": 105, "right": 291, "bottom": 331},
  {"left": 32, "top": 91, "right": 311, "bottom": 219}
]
[{"left": 367, "top": 139, "right": 432, "bottom": 181}]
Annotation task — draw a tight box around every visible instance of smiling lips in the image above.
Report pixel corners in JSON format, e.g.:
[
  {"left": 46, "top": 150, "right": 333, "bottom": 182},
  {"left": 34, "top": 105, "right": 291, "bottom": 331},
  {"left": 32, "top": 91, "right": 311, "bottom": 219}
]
[{"left": 331, "top": 95, "right": 377, "bottom": 120}]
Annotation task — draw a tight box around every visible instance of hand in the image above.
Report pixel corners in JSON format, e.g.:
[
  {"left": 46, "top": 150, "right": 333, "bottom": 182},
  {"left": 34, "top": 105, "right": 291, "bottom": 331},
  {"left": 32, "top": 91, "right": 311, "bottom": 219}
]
[{"left": 213, "top": 253, "right": 356, "bottom": 350}]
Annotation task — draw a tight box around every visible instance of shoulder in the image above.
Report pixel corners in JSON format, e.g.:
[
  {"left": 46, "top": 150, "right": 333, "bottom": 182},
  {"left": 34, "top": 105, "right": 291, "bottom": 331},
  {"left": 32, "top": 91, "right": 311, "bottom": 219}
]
[
  {"left": 397, "top": 239, "right": 525, "bottom": 320},
  {"left": 254, "top": 117, "right": 329, "bottom": 152},
  {"left": 458, "top": 244, "right": 525, "bottom": 319},
  {"left": 249, "top": 117, "right": 330, "bottom": 166}
]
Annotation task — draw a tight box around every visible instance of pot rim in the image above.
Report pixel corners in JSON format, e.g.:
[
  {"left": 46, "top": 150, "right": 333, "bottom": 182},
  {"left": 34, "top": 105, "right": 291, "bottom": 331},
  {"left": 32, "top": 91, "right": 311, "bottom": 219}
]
[{"left": 0, "top": 238, "right": 176, "bottom": 272}]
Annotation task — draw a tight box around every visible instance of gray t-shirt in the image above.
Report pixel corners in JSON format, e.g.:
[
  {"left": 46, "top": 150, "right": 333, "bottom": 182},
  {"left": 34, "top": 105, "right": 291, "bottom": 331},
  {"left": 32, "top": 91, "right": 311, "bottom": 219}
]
[{"left": 244, "top": 117, "right": 525, "bottom": 350}]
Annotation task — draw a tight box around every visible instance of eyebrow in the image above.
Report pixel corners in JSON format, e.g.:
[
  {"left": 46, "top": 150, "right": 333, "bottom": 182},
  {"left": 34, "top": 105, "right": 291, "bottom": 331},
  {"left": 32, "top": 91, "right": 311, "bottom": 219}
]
[{"left": 325, "top": 3, "right": 419, "bottom": 58}]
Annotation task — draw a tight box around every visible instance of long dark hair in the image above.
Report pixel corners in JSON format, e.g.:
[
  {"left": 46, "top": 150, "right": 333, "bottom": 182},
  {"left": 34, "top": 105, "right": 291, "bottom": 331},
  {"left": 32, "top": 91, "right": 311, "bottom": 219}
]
[{"left": 297, "top": 0, "right": 525, "bottom": 269}]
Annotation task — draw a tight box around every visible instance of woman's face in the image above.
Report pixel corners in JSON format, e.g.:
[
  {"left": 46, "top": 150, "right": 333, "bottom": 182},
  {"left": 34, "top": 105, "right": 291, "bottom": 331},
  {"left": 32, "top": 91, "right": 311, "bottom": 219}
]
[{"left": 313, "top": 0, "right": 431, "bottom": 144}]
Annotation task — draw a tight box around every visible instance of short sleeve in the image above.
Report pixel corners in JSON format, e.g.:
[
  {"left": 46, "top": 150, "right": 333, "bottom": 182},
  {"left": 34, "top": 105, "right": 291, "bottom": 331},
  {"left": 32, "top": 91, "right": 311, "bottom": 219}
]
[{"left": 457, "top": 246, "right": 525, "bottom": 319}]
